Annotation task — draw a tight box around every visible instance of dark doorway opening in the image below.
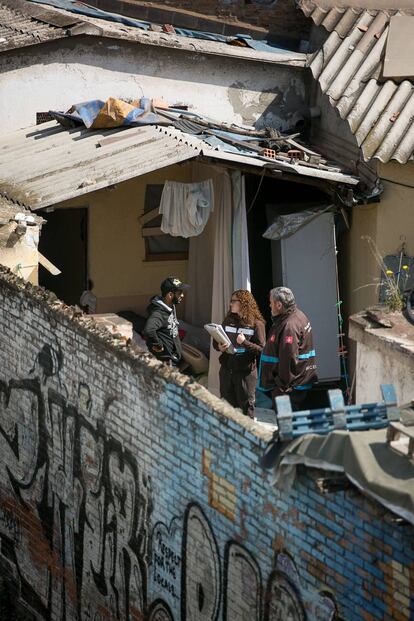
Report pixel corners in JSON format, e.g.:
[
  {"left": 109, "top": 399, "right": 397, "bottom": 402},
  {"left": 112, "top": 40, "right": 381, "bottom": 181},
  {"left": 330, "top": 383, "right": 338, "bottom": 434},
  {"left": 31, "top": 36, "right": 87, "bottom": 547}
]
[
  {"left": 245, "top": 173, "right": 341, "bottom": 385},
  {"left": 246, "top": 174, "right": 328, "bottom": 326},
  {"left": 38, "top": 207, "right": 87, "bottom": 306}
]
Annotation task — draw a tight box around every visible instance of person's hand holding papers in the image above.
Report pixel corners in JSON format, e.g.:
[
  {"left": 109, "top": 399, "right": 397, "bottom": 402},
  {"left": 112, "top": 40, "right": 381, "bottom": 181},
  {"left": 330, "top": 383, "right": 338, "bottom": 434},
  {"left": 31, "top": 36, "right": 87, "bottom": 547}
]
[{"left": 218, "top": 342, "right": 230, "bottom": 352}]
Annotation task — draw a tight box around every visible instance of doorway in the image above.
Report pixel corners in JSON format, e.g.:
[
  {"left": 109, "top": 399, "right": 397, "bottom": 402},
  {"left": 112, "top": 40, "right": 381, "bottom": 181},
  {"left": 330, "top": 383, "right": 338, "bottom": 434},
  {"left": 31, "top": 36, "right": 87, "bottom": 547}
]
[
  {"left": 245, "top": 174, "right": 340, "bottom": 382},
  {"left": 38, "top": 207, "right": 87, "bottom": 306}
]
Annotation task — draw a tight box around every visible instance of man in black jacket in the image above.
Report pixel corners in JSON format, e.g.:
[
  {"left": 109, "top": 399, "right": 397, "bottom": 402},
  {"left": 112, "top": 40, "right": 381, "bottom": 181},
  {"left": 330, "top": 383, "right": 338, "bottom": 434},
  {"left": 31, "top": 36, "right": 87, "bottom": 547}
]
[
  {"left": 258, "top": 287, "right": 317, "bottom": 411},
  {"left": 143, "top": 277, "right": 189, "bottom": 365}
]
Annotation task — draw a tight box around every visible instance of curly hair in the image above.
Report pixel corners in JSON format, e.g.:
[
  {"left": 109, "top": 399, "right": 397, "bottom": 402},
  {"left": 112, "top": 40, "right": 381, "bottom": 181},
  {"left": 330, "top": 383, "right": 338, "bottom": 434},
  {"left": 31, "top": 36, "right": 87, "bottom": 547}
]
[{"left": 224, "top": 289, "right": 265, "bottom": 327}]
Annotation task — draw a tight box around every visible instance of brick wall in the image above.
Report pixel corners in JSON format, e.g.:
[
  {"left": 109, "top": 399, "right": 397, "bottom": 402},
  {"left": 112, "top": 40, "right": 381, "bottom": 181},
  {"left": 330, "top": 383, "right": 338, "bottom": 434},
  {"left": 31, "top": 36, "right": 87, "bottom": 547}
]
[{"left": 0, "top": 267, "right": 413, "bottom": 620}]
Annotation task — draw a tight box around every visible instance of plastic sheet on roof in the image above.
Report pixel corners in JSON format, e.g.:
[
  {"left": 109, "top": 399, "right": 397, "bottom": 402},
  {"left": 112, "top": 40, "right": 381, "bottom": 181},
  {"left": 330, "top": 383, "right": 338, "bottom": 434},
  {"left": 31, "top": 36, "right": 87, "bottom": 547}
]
[{"left": 273, "top": 425, "right": 414, "bottom": 525}]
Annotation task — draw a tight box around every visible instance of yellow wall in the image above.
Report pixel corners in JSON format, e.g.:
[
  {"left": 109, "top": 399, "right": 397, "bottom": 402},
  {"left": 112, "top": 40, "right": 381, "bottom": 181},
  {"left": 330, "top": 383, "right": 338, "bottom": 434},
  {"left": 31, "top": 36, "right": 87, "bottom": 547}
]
[
  {"left": 377, "top": 161, "right": 414, "bottom": 256},
  {"left": 56, "top": 163, "right": 192, "bottom": 314},
  {"left": 345, "top": 160, "right": 414, "bottom": 315}
]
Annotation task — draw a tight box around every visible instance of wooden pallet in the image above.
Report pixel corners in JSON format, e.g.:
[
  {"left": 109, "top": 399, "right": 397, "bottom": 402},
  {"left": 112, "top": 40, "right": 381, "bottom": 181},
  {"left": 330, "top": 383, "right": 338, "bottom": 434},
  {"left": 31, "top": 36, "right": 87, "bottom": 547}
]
[{"left": 276, "top": 384, "right": 399, "bottom": 441}]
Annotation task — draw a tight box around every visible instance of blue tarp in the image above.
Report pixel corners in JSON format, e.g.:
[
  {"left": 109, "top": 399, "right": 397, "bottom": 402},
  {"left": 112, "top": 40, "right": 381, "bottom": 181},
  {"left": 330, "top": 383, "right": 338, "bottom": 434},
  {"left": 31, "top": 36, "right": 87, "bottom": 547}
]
[{"left": 50, "top": 97, "right": 159, "bottom": 129}]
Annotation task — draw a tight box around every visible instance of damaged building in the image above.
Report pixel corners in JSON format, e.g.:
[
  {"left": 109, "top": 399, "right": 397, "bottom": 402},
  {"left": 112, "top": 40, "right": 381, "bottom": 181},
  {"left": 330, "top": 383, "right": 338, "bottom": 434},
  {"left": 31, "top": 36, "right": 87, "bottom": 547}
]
[{"left": 0, "top": 1, "right": 413, "bottom": 620}]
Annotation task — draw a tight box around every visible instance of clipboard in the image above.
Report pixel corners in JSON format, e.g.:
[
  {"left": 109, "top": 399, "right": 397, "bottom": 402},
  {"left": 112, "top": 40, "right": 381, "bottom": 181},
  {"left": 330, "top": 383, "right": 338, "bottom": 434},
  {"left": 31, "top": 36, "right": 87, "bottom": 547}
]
[{"left": 204, "top": 323, "right": 235, "bottom": 354}]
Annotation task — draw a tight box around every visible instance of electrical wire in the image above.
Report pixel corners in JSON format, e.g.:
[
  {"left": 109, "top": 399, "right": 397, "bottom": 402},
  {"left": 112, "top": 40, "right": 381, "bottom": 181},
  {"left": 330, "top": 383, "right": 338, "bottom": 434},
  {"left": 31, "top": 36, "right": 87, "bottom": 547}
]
[
  {"left": 380, "top": 177, "right": 414, "bottom": 190},
  {"left": 247, "top": 169, "right": 266, "bottom": 214}
]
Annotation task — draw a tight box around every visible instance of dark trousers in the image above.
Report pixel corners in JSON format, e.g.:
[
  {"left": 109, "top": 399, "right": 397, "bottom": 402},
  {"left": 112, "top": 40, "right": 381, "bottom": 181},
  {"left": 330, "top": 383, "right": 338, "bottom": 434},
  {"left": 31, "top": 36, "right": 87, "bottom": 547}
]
[{"left": 219, "top": 367, "right": 257, "bottom": 419}]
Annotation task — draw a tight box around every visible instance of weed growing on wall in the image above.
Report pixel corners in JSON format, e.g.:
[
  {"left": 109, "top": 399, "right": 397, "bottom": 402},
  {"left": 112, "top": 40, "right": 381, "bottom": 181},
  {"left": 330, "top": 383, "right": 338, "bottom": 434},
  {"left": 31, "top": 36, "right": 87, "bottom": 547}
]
[{"left": 360, "top": 235, "right": 410, "bottom": 312}]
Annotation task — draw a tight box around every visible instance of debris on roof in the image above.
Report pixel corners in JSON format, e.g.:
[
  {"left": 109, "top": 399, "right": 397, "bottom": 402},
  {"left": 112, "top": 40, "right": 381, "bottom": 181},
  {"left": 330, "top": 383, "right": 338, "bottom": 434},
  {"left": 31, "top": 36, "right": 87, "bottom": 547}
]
[
  {"left": 49, "top": 96, "right": 339, "bottom": 167},
  {"left": 297, "top": 0, "right": 414, "bottom": 163},
  {"left": 0, "top": 112, "right": 358, "bottom": 212}
]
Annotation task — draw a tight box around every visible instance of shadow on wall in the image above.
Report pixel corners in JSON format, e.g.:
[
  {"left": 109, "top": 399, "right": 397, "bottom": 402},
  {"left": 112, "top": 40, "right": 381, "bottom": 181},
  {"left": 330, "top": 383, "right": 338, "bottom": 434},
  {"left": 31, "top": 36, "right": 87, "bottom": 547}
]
[{"left": 229, "top": 77, "right": 309, "bottom": 134}]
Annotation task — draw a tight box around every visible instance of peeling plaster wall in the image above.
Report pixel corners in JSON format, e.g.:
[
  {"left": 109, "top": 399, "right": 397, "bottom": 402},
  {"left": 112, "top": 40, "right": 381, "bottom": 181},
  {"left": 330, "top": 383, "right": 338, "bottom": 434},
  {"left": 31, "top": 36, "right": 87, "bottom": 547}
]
[
  {"left": 0, "top": 224, "right": 40, "bottom": 284},
  {"left": 0, "top": 269, "right": 413, "bottom": 621},
  {"left": 354, "top": 339, "right": 414, "bottom": 405},
  {"left": 349, "top": 316, "right": 414, "bottom": 404},
  {"left": 0, "top": 37, "right": 306, "bottom": 133}
]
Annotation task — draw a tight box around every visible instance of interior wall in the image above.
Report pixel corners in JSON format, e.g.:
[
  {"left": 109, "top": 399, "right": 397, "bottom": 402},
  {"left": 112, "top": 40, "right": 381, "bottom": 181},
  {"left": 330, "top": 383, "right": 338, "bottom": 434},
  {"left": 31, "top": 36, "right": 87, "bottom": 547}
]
[
  {"left": 344, "top": 161, "right": 414, "bottom": 316},
  {"left": 343, "top": 204, "right": 379, "bottom": 316},
  {"left": 51, "top": 163, "right": 192, "bottom": 316},
  {"left": 377, "top": 161, "right": 414, "bottom": 257}
]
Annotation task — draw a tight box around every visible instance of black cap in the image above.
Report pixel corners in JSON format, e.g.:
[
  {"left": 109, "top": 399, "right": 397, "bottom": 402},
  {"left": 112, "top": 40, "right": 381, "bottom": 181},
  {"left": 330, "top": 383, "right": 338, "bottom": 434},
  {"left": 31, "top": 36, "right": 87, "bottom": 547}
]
[{"left": 161, "top": 277, "right": 190, "bottom": 296}]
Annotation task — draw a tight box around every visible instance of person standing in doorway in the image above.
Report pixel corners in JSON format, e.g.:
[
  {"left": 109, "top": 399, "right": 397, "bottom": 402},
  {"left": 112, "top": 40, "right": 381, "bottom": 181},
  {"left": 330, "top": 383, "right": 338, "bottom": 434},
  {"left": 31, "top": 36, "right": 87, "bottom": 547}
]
[
  {"left": 258, "top": 287, "right": 317, "bottom": 411},
  {"left": 215, "top": 289, "right": 266, "bottom": 419},
  {"left": 143, "top": 277, "right": 189, "bottom": 366}
]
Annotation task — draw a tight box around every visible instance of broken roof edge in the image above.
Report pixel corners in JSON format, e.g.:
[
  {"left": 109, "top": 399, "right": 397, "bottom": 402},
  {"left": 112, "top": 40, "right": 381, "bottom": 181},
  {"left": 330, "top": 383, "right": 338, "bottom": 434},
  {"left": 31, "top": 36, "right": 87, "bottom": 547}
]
[
  {"left": 0, "top": 197, "right": 45, "bottom": 225},
  {"left": 201, "top": 146, "right": 360, "bottom": 185},
  {"left": 83, "top": 27, "right": 307, "bottom": 67}
]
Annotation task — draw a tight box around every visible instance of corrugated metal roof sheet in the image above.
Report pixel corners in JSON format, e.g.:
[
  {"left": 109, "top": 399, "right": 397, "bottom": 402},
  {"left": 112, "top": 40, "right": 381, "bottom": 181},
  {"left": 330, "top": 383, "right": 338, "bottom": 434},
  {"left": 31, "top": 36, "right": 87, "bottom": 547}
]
[
  {"left": 298, "top": 0, "right": 414, "bottom": 164},
  {"left": 0, "top": 122, "right": 203, "bottom": 209},
  {"left": 0, "top": 121, "right": 358, "bottom": 211},
  {"left": 0, "top": 0, "right": 76, "bottom": 52}
]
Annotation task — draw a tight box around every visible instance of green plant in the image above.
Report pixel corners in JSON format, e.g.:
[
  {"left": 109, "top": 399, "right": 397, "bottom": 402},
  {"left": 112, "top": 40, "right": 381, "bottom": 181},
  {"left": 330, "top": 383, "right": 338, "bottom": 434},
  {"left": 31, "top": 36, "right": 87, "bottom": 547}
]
[{"left": 360, "top": 236, "right": 410, "bottom": 312}]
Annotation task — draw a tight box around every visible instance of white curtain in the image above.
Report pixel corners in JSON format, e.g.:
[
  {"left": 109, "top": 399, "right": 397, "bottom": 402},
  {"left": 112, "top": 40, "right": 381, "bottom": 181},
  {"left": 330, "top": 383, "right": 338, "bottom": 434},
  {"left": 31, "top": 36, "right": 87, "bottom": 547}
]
[
  {"left": 231, "top": 170, "right": 251, "bottom": 291},
  {"left": 185, "top": 165, "right": 251, "bottom": 396}
]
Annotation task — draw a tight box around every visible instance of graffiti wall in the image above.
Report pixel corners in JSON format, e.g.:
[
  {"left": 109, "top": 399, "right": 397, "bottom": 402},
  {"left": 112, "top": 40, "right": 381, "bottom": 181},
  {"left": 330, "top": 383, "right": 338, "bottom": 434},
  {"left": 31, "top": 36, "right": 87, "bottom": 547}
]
[{"left": 0, "top": 272, "right": 413, "bottom": 621}]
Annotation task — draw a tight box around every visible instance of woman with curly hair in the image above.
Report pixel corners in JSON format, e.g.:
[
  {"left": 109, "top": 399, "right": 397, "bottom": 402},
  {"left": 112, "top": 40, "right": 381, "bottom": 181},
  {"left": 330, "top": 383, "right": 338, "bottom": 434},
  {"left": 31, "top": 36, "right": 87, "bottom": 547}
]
[{"left": 213, "top": 289, "right": 266, "bottom": 419}]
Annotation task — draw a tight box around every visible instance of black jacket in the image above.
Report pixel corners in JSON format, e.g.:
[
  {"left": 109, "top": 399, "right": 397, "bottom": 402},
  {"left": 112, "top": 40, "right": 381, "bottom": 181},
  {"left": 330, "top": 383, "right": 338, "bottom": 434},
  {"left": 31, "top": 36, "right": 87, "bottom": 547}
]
[
  {"left": 258, "top": 306, "right": 317, "bottom": 393},
  {"left": 213, "top": 315, "right": 266, "bottom": 374},
  {"left": 143, "top": 297, "right": 182, "bottom": 363}
]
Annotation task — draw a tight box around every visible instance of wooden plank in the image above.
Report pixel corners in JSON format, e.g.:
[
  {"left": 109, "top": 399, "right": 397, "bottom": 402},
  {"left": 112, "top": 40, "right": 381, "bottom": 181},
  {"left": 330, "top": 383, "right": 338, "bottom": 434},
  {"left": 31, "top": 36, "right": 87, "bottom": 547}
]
[
  {"left": 142, "top": 226, "right": 164, "bottom": 237},
  {"left": 140, "top": 207, "right": 160, "bottom": 225},
  {"left": 38, "top": 252, "right": 61, "bottom": 275}
]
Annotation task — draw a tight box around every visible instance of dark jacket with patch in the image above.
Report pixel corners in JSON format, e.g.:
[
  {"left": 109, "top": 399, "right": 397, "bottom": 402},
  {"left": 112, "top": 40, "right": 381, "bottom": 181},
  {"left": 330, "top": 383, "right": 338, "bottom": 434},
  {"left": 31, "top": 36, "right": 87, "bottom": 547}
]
[
  {"left": 143, "top": 296, "right": 182, "bottom": 363},
  {"left": 258, "top": 306, "right": 317, "bottom": 393},
  {"left": 214, "top": 315, "right": 266, "bottom": 374}
]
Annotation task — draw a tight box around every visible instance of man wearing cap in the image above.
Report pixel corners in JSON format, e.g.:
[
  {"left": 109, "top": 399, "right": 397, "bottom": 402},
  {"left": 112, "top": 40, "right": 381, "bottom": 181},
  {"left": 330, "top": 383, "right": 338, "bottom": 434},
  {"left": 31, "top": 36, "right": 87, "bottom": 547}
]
[
  {"left": 258, "top": 287, "right": 317, "bottom": 411},
  {"left": 143, "top": 277, "right": 189, "bottom": 365}
]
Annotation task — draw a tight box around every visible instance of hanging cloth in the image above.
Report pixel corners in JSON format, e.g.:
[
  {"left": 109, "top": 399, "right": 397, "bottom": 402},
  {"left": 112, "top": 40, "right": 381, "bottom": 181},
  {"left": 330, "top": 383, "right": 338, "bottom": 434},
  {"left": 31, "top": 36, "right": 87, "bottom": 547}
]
[
  {"left": 231, "top": 170, "right": 251, "bottom": 291},
  {"left": 159, "top": 180, "right": 214, "bottom": 237}
]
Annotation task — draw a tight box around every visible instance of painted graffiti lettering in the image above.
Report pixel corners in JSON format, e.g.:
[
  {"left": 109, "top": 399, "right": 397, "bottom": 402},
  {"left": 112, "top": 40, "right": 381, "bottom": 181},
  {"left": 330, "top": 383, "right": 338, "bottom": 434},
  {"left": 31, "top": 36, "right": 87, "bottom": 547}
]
[
  {"left": 0, "top": 346, "right": 151, "bottom": 621},
  {"left": 0, "top": 344, "right": 340, "bottom": 621},
  {"left": 0, "top": 506, "right": 21, "bottom": 542},
  {"left": 150, "top": 523, "right": 182, "bottom": 605}
]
